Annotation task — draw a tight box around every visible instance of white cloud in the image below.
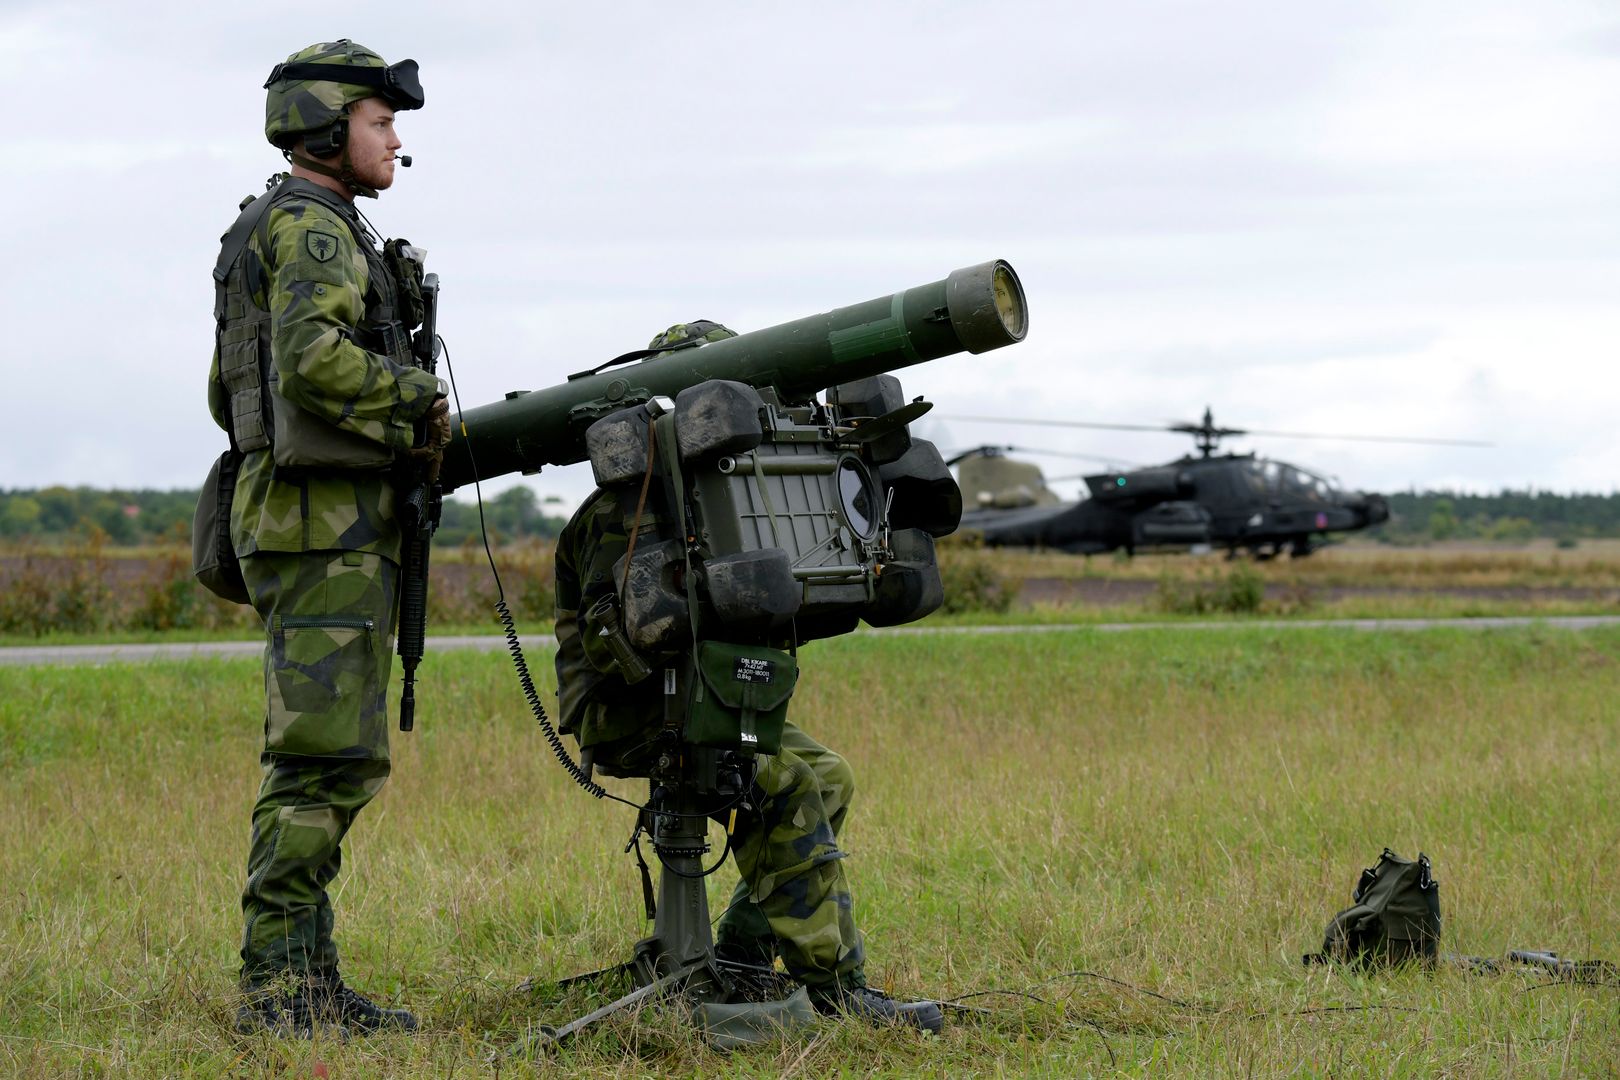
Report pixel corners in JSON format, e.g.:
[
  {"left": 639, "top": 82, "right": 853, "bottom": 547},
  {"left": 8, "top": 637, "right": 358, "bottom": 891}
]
[
  {"left": 1307, "top": 2, "right": 1620, "bottom": 180},
  {"left": 1, "top": 0, "right": 1616, "bottom": 503}
]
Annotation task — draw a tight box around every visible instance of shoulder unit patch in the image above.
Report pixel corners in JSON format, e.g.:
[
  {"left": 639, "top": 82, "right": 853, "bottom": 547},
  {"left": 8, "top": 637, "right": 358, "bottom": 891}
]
[{"left": 306, "top": 230, "right": 340, "bottom": 263}]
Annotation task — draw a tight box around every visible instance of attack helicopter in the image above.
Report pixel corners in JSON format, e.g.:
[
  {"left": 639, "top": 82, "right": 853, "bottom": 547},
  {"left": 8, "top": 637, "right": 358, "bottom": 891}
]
[{"left": 947, "top": 407, "right": 1484, "bottom": 558}]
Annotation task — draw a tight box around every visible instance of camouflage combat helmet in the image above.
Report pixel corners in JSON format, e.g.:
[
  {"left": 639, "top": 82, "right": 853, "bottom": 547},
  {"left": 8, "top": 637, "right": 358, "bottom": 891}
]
[
  {"left": 263, "top": 39, "right": 424, "bottom": 151},
  {"left": 647, "top": 320, "right": 737, "bottom": 352}
]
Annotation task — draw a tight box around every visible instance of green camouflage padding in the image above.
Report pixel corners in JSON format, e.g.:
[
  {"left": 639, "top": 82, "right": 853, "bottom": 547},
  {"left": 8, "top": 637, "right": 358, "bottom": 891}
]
[
  {"left": 719, "top": 721, "right": 864, "bottom": 988},
  {"left": 209, "top": 193, "right": 441, "bottom": 561},
  {"left": 239, "top": 549, "right": 398, "bottom": 982},
  {"left": 553, "top": 487, "right": 670, "bottom": 750},
  {"left": 555, "top": 490, "right": 867, "bottom": 988},
  {"left": 265, "top": 40, "right": 390, "bottom": 149},
  {"left": 646, "top": 320, "right": 737, "bottom": 352}
]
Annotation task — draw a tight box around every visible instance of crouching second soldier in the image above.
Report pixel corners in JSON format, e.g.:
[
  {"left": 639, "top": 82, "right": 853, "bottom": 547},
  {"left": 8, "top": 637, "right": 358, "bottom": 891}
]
[{"left": 551, "top": 322, "right": 944, "bottom": 1033}]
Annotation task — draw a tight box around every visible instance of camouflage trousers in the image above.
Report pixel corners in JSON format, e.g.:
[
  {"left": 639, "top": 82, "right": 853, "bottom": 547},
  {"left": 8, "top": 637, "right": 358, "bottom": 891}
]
[
  {"left": 718, "top": 721, "right": 866, "bottom": 990},
  {"left": 238, "top": 549, "right": 398, "bottom": 983}
]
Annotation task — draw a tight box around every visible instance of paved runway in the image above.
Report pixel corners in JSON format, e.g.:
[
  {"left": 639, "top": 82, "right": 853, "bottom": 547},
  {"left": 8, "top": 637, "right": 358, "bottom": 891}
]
[{"left": 4, "top": 615, "right": 1619, "bottom": 667}]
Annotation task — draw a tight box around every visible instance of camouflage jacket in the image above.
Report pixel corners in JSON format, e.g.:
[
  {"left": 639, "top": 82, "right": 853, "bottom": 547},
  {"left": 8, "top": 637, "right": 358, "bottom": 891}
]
[
  {"left": 554, "top": 487, "right": 674, "bottom": 749},
  {"left": 208, "top": 177, "right": 441, "bottom": 561}
]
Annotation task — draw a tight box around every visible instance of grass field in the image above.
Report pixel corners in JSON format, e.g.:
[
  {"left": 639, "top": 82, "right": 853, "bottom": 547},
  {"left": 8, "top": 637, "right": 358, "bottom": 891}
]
[
  {"left": 3, "top": 626, "right": 1618, "bottom": 1076},
  {"left": 999, "top": 538, "right": 1620, "bottom": 589}
]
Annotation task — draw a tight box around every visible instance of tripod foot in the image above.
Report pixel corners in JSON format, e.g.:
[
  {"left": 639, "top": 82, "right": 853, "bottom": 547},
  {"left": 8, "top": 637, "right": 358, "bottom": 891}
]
[{"left": 695, "top": 985, "right": 817, "bottom": 1050}]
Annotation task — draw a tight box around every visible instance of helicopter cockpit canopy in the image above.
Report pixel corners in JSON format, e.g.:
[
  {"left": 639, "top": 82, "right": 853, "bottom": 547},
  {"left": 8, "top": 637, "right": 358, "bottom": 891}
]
[{"left": 1248, "top": 458, "right": 1341, "bottom": 503}]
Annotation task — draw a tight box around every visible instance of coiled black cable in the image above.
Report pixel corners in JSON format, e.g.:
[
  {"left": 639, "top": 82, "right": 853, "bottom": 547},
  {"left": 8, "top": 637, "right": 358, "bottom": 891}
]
[
  {"left": 440, "top": 338, "right": 638, "bottom": 810},
  {"left": 493, "top": 596, "right": 610, "bottom": 800}
]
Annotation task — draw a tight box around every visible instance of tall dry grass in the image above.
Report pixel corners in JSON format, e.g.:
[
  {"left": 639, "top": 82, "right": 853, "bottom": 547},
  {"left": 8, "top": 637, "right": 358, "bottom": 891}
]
[
  {"left": 2, "top": 626, "right": 1616, "bottom": 1075},
  {"left": 0, "top": 540, "right": 558, "bottom": 641}
]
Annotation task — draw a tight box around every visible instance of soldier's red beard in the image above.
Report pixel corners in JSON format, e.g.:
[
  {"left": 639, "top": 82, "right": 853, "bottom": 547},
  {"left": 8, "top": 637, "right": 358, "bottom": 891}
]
[{"left": 350, "top": 154, "right": 396, "bottom": 192}]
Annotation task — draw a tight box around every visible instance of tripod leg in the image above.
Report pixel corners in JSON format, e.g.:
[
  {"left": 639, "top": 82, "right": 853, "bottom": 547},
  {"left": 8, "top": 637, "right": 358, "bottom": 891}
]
[{"left": 525, "top": 958, "right": 708, "bottom": 1048}]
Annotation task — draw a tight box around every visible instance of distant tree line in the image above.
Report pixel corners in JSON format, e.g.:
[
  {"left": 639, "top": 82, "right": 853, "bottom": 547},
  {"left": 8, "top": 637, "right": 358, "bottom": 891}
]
[
  {"left": 436, "top": 487, "right": 568, "bottom": 546},
  {"left": 5, "top": 485, "right": 1619, "bottom": 548},
  {"left": 0, "top": 486, "right": 567, "bottom": 547},
  {"left": 1378, "top": 490, "right": 1620, "bottom": 544}
]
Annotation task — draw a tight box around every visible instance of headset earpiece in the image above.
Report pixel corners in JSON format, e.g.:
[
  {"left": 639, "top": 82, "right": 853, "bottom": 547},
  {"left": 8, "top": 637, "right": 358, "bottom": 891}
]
[{"left": 303, "top": 116, "right": 349, "bottom": 160}]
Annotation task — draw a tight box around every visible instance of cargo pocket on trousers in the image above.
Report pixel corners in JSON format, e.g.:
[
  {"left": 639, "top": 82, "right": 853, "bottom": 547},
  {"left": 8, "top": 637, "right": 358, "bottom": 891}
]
[{"left": 266, "top": 614, "right": 378, "bottom": 757}]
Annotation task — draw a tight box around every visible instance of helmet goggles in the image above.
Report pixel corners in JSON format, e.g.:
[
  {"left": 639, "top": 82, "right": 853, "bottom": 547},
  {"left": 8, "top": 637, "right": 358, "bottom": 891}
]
[{"left": 264, "top": 57, "right": 424, "bottom": 110}]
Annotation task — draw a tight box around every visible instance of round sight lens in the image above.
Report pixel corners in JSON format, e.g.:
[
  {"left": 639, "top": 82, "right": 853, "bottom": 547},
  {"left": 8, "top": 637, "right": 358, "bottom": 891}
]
[
  {"left": 837, "top": 458, "right": 878, "bottom": 540},
  {"left": 944, "top": 260, "right": 1027, "bottom": 353},
  {"left": 992, "top": 263, "right": 1027, "bottom": 339}
]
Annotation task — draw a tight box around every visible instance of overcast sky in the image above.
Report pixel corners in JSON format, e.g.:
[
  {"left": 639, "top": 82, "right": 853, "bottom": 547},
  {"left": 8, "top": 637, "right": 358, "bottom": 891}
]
[{"left": 2, "top": 0, "right": 1615, "bottom": 511}]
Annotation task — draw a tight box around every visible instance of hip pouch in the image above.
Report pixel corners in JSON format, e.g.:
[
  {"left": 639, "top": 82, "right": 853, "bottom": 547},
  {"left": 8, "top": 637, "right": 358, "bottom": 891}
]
[
  {"left": 685, "top": 641, "right": 797, "bottom": 756},
  {"left": 192, "top": 448, "right": 250, "bottom": 605}
]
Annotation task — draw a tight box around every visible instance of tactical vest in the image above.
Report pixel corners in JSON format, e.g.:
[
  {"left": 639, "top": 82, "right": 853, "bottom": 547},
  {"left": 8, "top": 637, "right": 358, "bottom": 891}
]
[{"left": 212, "top": 175, "right": 425, "bottom": 469}]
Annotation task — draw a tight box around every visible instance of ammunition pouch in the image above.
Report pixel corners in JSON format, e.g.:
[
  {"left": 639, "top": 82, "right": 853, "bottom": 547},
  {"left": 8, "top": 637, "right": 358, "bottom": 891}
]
[
  {"left": 191, "top": 449, "right": 250, "bottom": 605},
  {"left": 363, "top": 317, "right": 413, "bottom": 364},
  {"left": 217, "top": 322, "right": 272, "bottom": 453},
  {"left": 685, "top": 641, "right": 796, "bottom": 755},
  {"left": 382, "top": 238, "right": 427, "bottom": 330}
]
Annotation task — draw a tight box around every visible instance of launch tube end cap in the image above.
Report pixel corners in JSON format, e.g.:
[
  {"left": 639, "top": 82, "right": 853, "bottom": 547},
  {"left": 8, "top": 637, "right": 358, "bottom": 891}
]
[{"left": 944, "top": 260, "right": 1027, "bottom": 355}]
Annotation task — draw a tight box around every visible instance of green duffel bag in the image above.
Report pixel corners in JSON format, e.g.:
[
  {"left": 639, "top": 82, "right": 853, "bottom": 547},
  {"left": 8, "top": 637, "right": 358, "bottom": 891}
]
[
  {"left": 1305, "top": 848, "right": 1441, "bottom": 967},
  {"left": 685, "top": 640, "right": 796, "bottom": 755}
]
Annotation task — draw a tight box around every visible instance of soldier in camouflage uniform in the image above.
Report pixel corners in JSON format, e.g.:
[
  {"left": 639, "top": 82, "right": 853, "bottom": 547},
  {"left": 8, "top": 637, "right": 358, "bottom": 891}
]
[
  {"left": 207, "top": 40, "right": 448, "bottom": 1037},
  {"left": 552, "top": 323, "right": 943, "bottom": 1033}
]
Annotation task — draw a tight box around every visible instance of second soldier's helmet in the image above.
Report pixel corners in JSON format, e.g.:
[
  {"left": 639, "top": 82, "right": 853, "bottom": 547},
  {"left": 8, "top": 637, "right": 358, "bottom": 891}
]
[
  {"left": 263, "top": 39, "right": 424, "bottom": 151},
  {"left": 647, "top": 320, "right": 737, "bottom": 352}
]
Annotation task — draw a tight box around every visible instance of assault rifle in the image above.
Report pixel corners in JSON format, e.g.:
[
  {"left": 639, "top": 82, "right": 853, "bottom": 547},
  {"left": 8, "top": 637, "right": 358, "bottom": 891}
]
[{"left": 396, "top": 271, "right": 441, "bottom": 733}]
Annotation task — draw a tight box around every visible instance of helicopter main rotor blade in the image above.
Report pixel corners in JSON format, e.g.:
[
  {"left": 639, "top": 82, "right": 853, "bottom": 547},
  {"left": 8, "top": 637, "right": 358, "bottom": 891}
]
[
  {"left": 1230, "top": 427, "right": 1493, "bottom": 447},
  {"left": 945, "top": 443, "right": 1143, "bottom": 468},
  {"left": 949, "top": 415, "right": 1170, "bottom": 433},
  {"left": 1003, "top": 444, "right": 1145, "bottom": 467},
  {"left": 947, "top": 414, "right": 1491, "bottom": 448}
]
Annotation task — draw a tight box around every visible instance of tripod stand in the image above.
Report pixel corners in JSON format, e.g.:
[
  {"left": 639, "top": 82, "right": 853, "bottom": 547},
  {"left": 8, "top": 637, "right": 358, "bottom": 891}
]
[{"left": 537, "top": 743, "right": 816, "bottom": 1049}]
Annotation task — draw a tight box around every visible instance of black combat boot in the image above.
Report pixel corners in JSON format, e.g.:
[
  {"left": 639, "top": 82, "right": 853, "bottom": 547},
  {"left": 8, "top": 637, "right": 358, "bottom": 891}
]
[
  {"left": 234, "top": 981, "right": 313, "bottom": 1037},
  {"left": 235, "top": 973, "right": 418, "bottom": 1037},
  {"left": 809, "top": 983, "right": 945, "bottom": 1034},
  {"left": 305, "top": 972, "right": 420, "bottom": 1035}
]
